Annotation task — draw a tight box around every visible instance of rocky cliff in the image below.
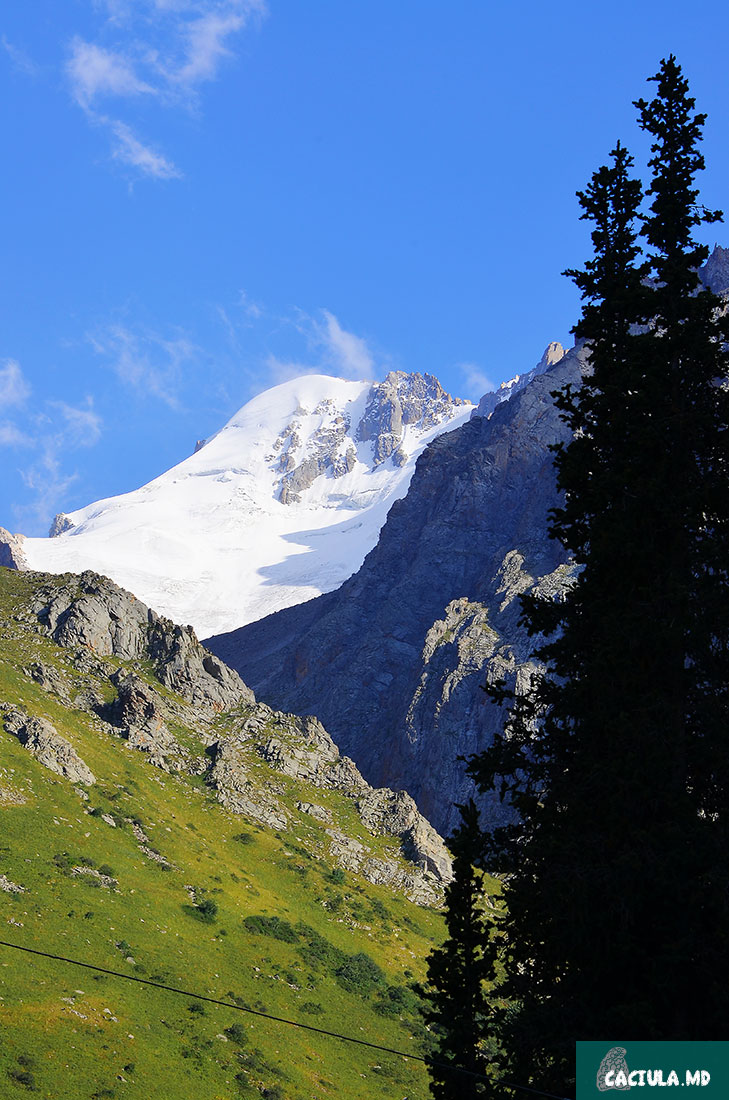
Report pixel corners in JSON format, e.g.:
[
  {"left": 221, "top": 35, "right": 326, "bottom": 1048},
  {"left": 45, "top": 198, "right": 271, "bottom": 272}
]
[
  {"left": 208, "top": 345, "right": 587, "bottom": 834},
  {"left": 1, "top": 568, "right": 451, "bottom": 902}
]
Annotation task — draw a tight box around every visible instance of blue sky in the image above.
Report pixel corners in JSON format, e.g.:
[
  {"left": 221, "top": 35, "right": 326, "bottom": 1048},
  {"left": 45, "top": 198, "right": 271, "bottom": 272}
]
[{"left": 2, "top": 1, "right": 729, "bottom": 535}]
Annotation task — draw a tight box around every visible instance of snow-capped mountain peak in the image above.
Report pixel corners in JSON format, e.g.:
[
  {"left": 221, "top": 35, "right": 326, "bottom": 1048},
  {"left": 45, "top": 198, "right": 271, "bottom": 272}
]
[{"left": 22, "top": 372, "right": 472, "bottom": 637}]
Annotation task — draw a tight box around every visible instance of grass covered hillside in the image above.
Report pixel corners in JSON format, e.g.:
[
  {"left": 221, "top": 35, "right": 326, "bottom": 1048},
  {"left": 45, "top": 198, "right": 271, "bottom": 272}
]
[{"left": 0, "top": 567, "right": 451, "bottom": 1100}]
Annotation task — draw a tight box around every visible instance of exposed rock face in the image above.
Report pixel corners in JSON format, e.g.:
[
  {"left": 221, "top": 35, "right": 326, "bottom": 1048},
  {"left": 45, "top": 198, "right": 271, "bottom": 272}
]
[
  {"left": 277, "top": 404, "right": 353, "bottom": 504},
  {"left": 356, "top": 371, "right": 468, "bottom": 467},
  {"left": 23, "top": 660, "right": 71, "bottom": 703},
  {"left": 699, "top": 244, "right": 729, "bottom": 295},
  {"left": 106, "top": 670, "right": 189, "bottom": 772},
  {"left": 32, "top": 571, "right": 252, "bottom": 714},
  {"left": 0, "top": 874, "right": 26, "bottom": 894},
  {"left": 208, "top": 732, "right": 289, "bottom": 832},
  {"left": 1, "top": 566, "right": 453, "bottom": 902},
  {"left": 274, "top": 375, "right": 467, "bottom": 503},
  {"left": 208, "top": 346, "right": 587, "bottom": 834},
  {"left": 34, "top": 571, "right": 151, "bottom": 659},
  {"left": 49, "top": 514, "right": 75, "bottom": 538},
  {"left": 0, "top": 527, "right": 27, "bottom": 570},
  {"left": 207, "top": 701, "right": 452, "bottom": 899},
  {"left": 356, "top": 789, "right": 452, "bottom": 880},
  {"left": 296, "top": 801, "right": 332, "bottom": 823},
  {"left": 471, "top": 342, "right": 565, "bottom": 419},
  {"left": 2, "top": 705, "right": 95, "bottom": 785},
  {"left": 147, "top": 619, "right": 253, "bottom": 712}
]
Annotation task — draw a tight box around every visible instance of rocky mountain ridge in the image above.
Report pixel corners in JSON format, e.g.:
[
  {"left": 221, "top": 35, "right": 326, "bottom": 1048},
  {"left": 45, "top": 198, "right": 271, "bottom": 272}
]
[
  {"left": 0, "top": 564, "right": 452, "bottom": 1100},
  {"left": 1, "top": 568, "right": 451, "bottom": 902},
  {"left": 206, "top": 345, "right": 586, "bottom": 835},
  {"left": 208, "top": 249, "right": 729, "bottom": 836}
]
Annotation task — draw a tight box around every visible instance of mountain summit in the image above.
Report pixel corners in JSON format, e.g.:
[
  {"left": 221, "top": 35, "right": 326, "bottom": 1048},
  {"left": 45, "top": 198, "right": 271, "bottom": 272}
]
[{"left": 21, "top": 372, "right": 471, "bottom": 636}]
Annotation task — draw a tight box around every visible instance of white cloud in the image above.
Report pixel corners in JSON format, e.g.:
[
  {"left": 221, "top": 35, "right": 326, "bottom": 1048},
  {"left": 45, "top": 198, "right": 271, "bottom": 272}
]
[
  {"left": 11, "top": 397, "right": 103, "bottom": 534},
  {"left": 49, "top": 398, "right": 103, "bottom": 448},
  {"left": 173, "top": 8, "right": 249, "bottom": 86},
  {"left": 238, "top": 289, "right": 262, "bottom": 320},
  {"left": 67, "top": 37, "right": 154, "bottom": 109},
  {"left": 0, "top": 422, "right": 32, "bottom": 447},
  {"left": 264, "top": 354, "right": 320, "bottom": 387},
  {"left": 458, "top": 361, "right": 495, "bottom": 401},
  {"left": 109, "top": 119, "right": 182, "bottom": 178},
  {"left": 317, "top": 311, "right": 376, "bottom": 380},
  {"left": 260, "top": 310, "right": 379, "bottom": 390},
  {"left": 2, "top": 35, "right": 39, "bottom": 78},
  {"left": 18, "top": 453, "right": 80, "bottom": 534},
  {"left": 88, "top": 322, "right": 198, "bottom": 406},
  {"left": 66, "top": 1, "right": 266, "bottom": 179},
  {"left": 0, "top": 359, "right": 31, "bottom": 408}
]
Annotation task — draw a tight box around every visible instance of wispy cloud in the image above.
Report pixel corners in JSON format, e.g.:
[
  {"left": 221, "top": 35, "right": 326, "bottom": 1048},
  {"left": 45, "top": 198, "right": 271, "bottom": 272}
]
[
  {"left": 238, "top": 289, "right": 262, "bottom": 320},
  {"left": 0, "top": 359, "right": 32, "bottom": 408},
  {"left": 66, "top": 0, "right": 266, "bottom": 179},
  {"left": 2, "top": 35, "right": 39, "bottom": 78},
  {"left": 109, "top": 118, "right": 182, "bottom": 178},
  {"left": 18, "top": 453, "right": 81, "bottom": 534},
  {"left": 317, "top": 310, "right": 376, "bottom": 379},
  {"left": 0, "top": 422, "right": 32, "bottom": 447},
  {"left": 264, "top": 354, "right": 315, "bottom": 387},
  {"left": 262, "top": 310, "right": 379, "bottom": 388},
  {"left": 88, "top": 322, "right": 198, "bottom": 406},
  {"left": 458, "top": 361, "right": 495, "bottom": 401},
  {"left": 2, "top": 380, "right": 104, "bottom": 534},
  {"left": 173, "top": 7, "right": 252, "bottom": 86},
  {"left": 67, "top": 37, "right": 155, "bottom": 109},
  {"left": 48, "top": 398, "right": 103, "bottom": 448}
]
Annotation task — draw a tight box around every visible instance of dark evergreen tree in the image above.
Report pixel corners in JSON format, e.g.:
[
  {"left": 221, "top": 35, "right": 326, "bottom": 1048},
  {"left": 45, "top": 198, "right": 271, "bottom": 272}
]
[
  {"left": 419, "top": 800, "right": 495, "bottom": 1099},
  {"left": 430, "top": 57, "right": 729, "bottom": 1098}
]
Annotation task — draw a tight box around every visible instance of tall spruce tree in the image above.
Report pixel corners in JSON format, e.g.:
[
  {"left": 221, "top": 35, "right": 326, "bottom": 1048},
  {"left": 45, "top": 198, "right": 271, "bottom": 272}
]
[
  {"left": 443, "top": 57, "right": 729, "bottom": 1098},
  {"left": 419, "top": 801, "right": 494, "bottom": 1099}
]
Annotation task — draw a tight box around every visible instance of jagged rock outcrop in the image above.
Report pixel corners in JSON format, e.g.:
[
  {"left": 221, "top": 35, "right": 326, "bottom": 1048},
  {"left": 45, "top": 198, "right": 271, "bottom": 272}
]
[
  {"left": 471, "top": 341, "right": 565, "bottom": 419},
  {"left": 49, "top": 514, "right": 75, "bottom": 538},
  {"left": 274, "top": 374, "right": 467, "bottom": 503},
  {"left": 1, "top": 567, "right": 453, "bottom": 902},
  {"left": 277, "top": 405, "right": 354, "bottom": 504},
  {"left": 32, "top": 571, "right": 252, "bottom": 714},
  {"left": 0, "top": 527, "right": 27, "bottom": 570},
  {"left": 208, "top": 345, "right": 587, "bottom": 834},
  {"left": 207, "top": 701, "right": 452, "bottom": 899},
  {"left": 208, "top": 732, "right": 289, "bottom": 831},
  {"left": 23, "top": 660, "right": 71, "bottom": 703},
  {"left": 1, "top": 705, "right": 95, "bottom": 785},
  {"left": 699, "top": 244, "right": 729, "bottom": 295},
  {"left": 147, "top": 619, "right": 253, "bottom": 712},
  {"left": 356, "top": 789, "right": 452, "bottom": 880},
  {"left": 356, "top": 371, "right": 468, "bottom": 467},
  {"left": 106, "top": 670, "right": 190, "bottom": 772},
  {"left": 34, "top": 571, "right": 151, "bottom": 659}
]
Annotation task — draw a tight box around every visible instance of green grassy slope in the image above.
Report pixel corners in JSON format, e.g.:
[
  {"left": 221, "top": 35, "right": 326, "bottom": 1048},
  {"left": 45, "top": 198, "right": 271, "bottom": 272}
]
[{"left": 0, "top": 568, "right": 444, "bottom": 1100}]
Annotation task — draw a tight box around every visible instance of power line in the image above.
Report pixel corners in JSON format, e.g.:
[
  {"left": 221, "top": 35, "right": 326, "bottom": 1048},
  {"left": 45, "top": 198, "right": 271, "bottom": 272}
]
[{"left": 0, "top": 938, "right": 570, "bottom": 1100}]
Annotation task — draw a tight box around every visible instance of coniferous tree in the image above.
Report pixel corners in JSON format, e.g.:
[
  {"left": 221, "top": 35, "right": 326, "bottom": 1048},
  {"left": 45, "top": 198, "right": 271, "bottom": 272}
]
[
  {"left": 437, "top": 57, "right": 729, "bottom": 1098},
  {"left": 419, "top": 801, "right": 495, "bottom": 1099}
]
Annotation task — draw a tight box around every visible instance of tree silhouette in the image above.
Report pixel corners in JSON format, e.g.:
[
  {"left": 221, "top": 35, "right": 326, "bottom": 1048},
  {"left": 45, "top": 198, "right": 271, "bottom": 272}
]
[
  {"left": 433, "top": 57, "right": 729, "bottom": 1098},
  {"left": 419, "top": 800, "right": 495, "bottom": 1099}
]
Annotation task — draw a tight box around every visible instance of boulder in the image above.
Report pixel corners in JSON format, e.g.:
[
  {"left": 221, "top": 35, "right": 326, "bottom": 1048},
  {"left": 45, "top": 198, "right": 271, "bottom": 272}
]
[
  {"left": 0, "top": 527, "right": 27, "bottom": 571},
  {"left": 2, "top": 705, "right": 95, "bottom": 785}
]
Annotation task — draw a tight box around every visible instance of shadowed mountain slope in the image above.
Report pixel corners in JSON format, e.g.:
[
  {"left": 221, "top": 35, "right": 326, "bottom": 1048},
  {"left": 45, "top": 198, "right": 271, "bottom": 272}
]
[{"left": 208, "top": 347, "right": 586, "bottom": 834}]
